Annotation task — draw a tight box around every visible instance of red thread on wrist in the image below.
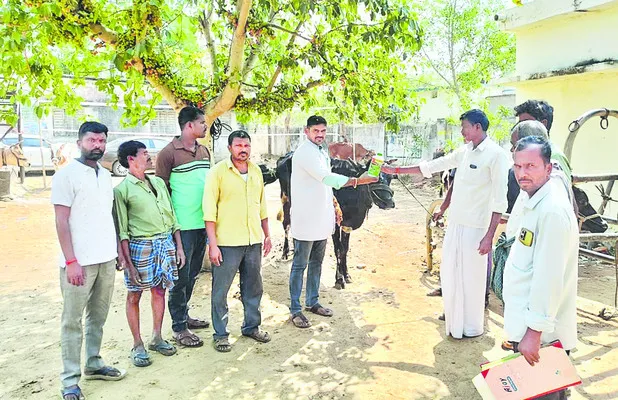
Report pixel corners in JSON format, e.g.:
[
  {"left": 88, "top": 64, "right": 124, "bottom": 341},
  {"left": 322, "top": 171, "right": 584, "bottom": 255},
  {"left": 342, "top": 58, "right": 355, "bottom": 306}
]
[
  {"left": 395, "top": 167, "right": 401, "bottom": 174},
  {"left": 65, "top": 258, "right": 78, "bottom": 266}
]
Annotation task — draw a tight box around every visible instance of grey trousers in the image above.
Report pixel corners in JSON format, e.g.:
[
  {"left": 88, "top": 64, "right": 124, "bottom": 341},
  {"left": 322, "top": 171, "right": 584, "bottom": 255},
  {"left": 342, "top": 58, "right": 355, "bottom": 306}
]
[
  {"left": 59, "top": 260, "right": 116, "bottom": 388},
  {"left": 211, "top": 245, "right": 263, "bottom": 340}
]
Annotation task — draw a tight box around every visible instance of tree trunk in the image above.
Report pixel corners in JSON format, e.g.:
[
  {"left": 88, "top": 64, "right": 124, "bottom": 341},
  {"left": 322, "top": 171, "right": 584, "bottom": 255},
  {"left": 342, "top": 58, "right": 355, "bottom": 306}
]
[
  {"left": 284, "top": 111, "right": 292, "bottom": 151},
  {"left": 267, "top": 124, "right": 273, "bottom": 155}
]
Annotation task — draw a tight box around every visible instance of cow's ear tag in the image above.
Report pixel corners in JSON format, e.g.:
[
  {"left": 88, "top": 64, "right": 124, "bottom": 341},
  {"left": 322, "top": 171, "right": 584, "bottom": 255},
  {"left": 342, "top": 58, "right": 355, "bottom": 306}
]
[{"left": 519, "top": 228, "right": 534, "bottom": 247}]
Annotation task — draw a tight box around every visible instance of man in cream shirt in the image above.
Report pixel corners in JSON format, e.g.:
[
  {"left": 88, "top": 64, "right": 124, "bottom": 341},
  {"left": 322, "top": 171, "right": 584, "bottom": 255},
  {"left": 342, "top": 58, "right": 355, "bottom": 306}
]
[
  {"left": 289, "top": 115, "right": 376, "bottom": 328},
  {"left": 493, "top": 122, "right": 574, "bottom": 354},
  {"left": 503, "top": 136, "right": 578, "bottom": 399},
  {"left": 504, "top": 120, "right": 573, "bottom": 240},
  {"left": 52, "top": 122, "right": 126, "bottom": 400},
  {"left": 382, "top": 109, "right": 509, "bottom": 339}
]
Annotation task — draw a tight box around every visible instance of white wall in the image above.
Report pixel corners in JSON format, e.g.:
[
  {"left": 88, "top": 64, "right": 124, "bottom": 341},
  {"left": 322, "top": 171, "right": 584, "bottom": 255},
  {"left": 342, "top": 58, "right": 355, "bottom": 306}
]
[{"left": 501, "top": 0, "right": 618, "bottom": 76}]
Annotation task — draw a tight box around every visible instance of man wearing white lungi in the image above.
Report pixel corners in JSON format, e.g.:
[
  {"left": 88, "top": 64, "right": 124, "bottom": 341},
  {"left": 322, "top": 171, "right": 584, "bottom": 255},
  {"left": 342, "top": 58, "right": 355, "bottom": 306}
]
[{"left": 382, "top": 109, "right": 509, "bottom": 338}]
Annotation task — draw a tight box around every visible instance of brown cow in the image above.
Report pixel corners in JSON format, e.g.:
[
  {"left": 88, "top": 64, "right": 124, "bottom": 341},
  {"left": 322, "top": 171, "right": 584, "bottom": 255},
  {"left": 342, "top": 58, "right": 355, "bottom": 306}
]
[
  {"left": 328, "top": 142, "right": 375, "bottom": 163},
  {"left": 52, "top": 143, "right": 81, "bottom": 170},
  {"left": 0, "top": 143, "right": 30, "bottom": 168}
]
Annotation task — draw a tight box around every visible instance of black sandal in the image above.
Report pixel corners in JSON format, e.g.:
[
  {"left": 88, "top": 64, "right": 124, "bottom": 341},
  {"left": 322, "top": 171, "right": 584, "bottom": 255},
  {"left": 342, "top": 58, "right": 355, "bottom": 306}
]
[
  {"left": 243, "top": 330, "right": 271, "bottom": 343},
  {"left": 291, "top": 312, "right": 312, "bottom": 328},
  {"left": 306, "top": 304, "right": 333, "bottom": 317},
  {"left": 83, "top": 365, "right": 127, "bottom": 381},
  {"left": 187, "top": 317, "right": 210, "bottom": 330},
  {"left": 213, "top": 338, "right": 232, "bottom": 352},
  {"left": 60, "top": 385, "right": 84, "bottom": 400}
]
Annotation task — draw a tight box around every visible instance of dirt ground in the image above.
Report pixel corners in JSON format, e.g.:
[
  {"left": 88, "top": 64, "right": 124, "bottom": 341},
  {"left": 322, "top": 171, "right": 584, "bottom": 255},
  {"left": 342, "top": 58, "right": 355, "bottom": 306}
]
[{"left": 1, "top": 173, "right": 617, "bottom": 400}]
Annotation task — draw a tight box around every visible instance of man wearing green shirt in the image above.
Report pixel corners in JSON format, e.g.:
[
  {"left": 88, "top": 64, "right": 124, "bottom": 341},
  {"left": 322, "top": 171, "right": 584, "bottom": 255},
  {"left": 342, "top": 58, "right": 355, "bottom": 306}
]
[
  {"left": 114, "top": 140, "right": 186, "bottom": 366},
  {"left": 156, "top": 106, "right": 211, "bottom": 347}
]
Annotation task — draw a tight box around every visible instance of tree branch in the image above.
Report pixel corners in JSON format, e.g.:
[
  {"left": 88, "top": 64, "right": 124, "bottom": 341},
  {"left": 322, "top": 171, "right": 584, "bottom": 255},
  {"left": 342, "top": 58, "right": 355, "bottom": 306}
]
[
  {"left": 205, "top": 0, "right": 252, "bottom": 125},
  {"left": 89, "top": 23, "right": 118, "bottom": 45},
  {"left": 238, "top": 79, "right": 323, "bottom": 110},
  {"left": 242, "top": 9, "right": 278, "bottom": 78},
  {"left": 420, "top": 48, "right": 454, "bottom": 89},
  {"left": 305, "top": 80, "right": 323, "bottom": 91},
  {"left": 323, "top": 22, "right": 382, "bottom": 37},
  {"left": 198, "top": 1, "right": 218, "bottom": 76},
  {"left": 87, "top": 23, "right": 186, "bottom": 111},
  {"left": 447, "top": 0, "right": 462, "bottom": 102},
  {"left": 266, "top": 19, "right": 304, "bottom": 93},
  {"left": 130, "top": 59, "right": 188, "bottom": 111},
  {"left": 267, "top": 23, "right": 312, "bottom": 41}
]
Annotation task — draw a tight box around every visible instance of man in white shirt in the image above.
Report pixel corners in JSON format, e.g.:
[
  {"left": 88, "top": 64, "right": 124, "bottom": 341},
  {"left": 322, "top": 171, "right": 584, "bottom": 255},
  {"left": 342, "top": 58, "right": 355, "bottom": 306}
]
[
  {"left": 289, "top": 115, "right": 376, "bottom": 328},
  {"left": 505, "top": 121, "right": 573, "bottom": 240},
  {"left": 52, "top": 122, "right": 126, "bottom": 400},
  {"left": 503, "top": 135, "right": 578, "bottom": 400},
  {"left": 496, "top": 120, "right": 574, "bottom": 352},
  {"left": 382, "top": 109, "right": 509, "bottom": 339}
]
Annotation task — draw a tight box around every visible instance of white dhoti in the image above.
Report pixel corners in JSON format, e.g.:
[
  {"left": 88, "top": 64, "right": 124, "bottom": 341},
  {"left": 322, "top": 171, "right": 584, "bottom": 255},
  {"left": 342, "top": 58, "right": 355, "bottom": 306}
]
[{"left": 441, "top": 222, "right": 487, "bottom": 339}]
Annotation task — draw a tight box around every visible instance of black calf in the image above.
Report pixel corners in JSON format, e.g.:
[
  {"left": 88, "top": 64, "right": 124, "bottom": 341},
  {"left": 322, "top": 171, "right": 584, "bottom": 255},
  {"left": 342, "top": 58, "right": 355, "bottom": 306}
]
[{"left": 273, "top": 153, "right": 395, "bottom": 288}]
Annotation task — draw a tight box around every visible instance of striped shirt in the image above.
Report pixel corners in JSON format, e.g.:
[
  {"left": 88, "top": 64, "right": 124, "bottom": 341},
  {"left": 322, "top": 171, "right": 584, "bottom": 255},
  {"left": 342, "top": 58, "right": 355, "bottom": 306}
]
[{"left": 155, "top": 137, "right": 211, "bottom": 230}]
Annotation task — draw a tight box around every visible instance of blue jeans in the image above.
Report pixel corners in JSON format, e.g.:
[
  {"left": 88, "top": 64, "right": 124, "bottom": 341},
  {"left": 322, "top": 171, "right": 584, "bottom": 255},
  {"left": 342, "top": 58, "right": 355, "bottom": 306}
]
[
  {"left": 289, "top": 239, "right": 327, "bottom": 315},
  {"left": 211, "top": 244, "right": 263, "bottom": 340},
  {"left": 168, "top": 229, "right": 206, "bottom": 333}
]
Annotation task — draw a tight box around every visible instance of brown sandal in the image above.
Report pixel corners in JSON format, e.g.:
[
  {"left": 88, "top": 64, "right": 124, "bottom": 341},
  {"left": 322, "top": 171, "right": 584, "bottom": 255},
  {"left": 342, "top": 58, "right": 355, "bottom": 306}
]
[
  {"left": 501, "top": 340, "right": 515, "bottom": 351},
  {"left": 173, "top": 331, "right": 204, "bottom": 348}
]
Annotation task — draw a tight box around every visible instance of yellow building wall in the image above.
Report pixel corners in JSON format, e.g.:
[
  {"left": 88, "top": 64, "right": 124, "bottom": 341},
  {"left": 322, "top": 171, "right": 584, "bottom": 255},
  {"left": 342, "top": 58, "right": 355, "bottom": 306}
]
[{"left": 515, "top": 70, "right": 618, "bottom": 210}]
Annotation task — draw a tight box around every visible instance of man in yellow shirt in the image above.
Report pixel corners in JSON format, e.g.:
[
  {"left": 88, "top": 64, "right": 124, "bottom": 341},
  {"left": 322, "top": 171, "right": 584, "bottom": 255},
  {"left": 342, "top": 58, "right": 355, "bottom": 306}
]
[{"left": 203, "top": 130, "right": 272, "bottom": 352}]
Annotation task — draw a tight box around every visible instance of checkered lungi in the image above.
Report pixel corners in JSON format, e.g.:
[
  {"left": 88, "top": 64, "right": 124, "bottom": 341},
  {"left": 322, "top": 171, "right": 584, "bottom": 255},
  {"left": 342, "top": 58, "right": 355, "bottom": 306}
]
[{"left": 125, "top": 233, "right": 178, "bottom": 292}]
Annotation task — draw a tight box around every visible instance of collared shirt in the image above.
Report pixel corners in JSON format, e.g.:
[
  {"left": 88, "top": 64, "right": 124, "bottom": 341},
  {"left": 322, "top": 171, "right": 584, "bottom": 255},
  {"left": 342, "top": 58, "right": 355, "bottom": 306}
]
[
  {"left": 419, "top": 138, "right": 510, "bottom": 229},
  {"left": 506, "top": 169, "right": 572, "bottom": 239},
  {"left": 113, "top": 174, "right": 181, "bottom": 241},
  {"left": 551, "top": 144, "right": 572, "bottom": 182},
  {"left": 507, "top": 143, "right": 571, "bottom": 213},
  {"left": 51, "top": 159, "right": 117, "bottom": 267},
  {"left": 290, "top": 140, "right": 336, "bottom": 241},
  {"left": 155, "top": 137, "right": 211, "bottom": 230},
  {"left": 503, "top": 180, "right": 579, "bottom": 350},
  {"left": 202, "top": 158, "right": 268, "bottom": 246}
]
